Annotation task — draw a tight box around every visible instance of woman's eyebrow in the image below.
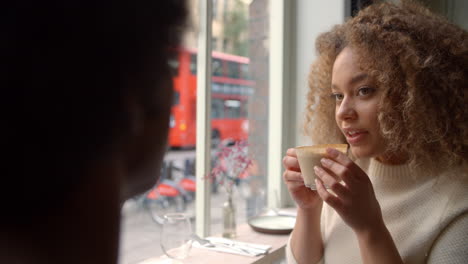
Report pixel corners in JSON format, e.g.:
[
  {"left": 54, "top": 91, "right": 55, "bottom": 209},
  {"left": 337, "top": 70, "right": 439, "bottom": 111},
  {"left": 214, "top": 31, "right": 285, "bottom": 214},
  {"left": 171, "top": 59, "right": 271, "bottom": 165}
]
[
  {"left": 331, "top": 73, "right": 368, "bottom": 91},
  {"left": 349, "top": 73, "right": 368, "bottom": 85}
]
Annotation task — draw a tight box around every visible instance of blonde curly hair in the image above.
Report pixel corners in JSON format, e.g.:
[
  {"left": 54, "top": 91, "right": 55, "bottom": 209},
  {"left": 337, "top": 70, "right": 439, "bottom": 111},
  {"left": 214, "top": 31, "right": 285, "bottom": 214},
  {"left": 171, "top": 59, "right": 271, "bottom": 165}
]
[{"left": 304, "top": 1, "right": 468, "bottom": 173}]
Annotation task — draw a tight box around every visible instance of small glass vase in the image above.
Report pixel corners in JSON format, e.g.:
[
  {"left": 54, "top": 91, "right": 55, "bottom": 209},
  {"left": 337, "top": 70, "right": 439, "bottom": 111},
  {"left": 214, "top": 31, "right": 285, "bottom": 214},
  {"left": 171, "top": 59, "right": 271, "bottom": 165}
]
[{"left": 222, "top": 193, "right": 237, "bottom": 238}]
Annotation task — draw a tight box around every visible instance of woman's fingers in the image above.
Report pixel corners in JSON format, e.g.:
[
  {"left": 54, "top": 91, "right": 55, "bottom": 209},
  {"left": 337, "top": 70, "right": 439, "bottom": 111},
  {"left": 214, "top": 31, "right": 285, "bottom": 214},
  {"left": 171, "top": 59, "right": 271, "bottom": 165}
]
[
  {"left": 319, "top": 158, "right": 357, "bottom": 189},
  {"left": 286, "top": 148, "right": 297, "bottom": 158},
  {"left": 321, "top": 148, "right": 363, "bottom": 188},
  {"left": 326, "top": 148, "right": 354, "bottom": 168},
  {"left": 315, "top": 178, "right": 342, "bottom": 209},
  {"left": 286, "top": 181, "right": 306, "bottom": 189},
  {"left": 314, "top": 165, "right": 349, "bottom": 198},
  {"left": 283, "top": 170, "right": 303, "bottom": 182},
  {"left": 283, "top": 169, "right": 307, "bottom": 191},
  {"left": 282, "top": 150, "right": 307, "bottom": 190},
  {"left": 283, "top": 154, "right": 301, "bottom": 172}
]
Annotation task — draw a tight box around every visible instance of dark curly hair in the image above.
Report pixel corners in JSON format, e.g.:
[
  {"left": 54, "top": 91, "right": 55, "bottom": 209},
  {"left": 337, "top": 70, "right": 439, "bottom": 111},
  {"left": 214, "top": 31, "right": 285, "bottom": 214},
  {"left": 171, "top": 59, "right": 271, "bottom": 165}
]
[
  {"left": 305, "top": 0, "right": 468, "bottom": 173},
  {"left": 4, "top": 0, "right": 187, "bottom": 223}
]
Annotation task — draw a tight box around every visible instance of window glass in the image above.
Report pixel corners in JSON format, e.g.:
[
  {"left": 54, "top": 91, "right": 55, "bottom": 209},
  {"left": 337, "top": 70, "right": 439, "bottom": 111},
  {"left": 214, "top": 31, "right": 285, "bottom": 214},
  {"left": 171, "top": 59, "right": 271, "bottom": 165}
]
[
  {"left": 211, "top": 98, "right": 224, "bottom": 118},
  {"left": 212, "top": 58, "right": 223, "bottom": 76},
  {"left": 240, "top": 63, "right": 250, "bottom": 79},
  {"left": 212, "top": 37, "right": 218, "bottom": 51},
  {"left": 120, "top": 0, "right": 270, "bottom": 261},
  {"left": 224, "top": 99, "right": 241, "bottom": 118},
  {"left": 209, "top": 0, "right": 269, "bottom": 239},
  {"left": 227, "top": 61, "right": 240, "bottom": 78},
  {"left": 240, "top": 99, "right": 248, "bottom": 117},
  {"left": 190, "top": 54, "right": 197, "bottom": 75},
  {"left": 173, "top": 91, "right": 180, "bottom": 106},
  {"left": 212, "top": 0, "right": 218, "bottom": 19}
]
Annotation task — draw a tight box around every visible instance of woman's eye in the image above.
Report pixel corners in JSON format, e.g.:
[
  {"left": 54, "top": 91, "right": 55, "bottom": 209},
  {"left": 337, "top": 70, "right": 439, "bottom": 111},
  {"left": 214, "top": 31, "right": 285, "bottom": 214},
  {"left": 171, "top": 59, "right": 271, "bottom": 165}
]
[
  {"left": 357, "top": 87, "right": 375, "bottom": 96},
  {"left": 331, "top": 93, "right": 344, "bottom": 101}
]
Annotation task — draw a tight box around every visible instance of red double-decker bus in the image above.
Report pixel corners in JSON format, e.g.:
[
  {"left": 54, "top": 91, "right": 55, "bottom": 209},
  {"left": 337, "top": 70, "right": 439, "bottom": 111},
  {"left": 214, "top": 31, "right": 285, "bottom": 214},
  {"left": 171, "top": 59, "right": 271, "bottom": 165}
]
[{"left": 168, "top": 48, "right": 253, "bottom": 148}]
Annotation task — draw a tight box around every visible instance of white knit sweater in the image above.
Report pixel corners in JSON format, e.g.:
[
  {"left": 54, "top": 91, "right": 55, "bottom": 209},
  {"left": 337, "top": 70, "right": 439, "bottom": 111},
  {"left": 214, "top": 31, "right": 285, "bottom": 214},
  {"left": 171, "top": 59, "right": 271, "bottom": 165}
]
[{"left": 286, "top": 158, "right": 468, "bottom": 264}]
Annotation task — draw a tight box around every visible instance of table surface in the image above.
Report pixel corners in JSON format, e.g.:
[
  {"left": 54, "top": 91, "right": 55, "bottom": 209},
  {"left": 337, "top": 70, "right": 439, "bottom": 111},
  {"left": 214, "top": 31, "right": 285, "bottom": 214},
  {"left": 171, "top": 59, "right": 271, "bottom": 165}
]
[{"left": 138, "top": 213, "right": 294, "bottom": 264}]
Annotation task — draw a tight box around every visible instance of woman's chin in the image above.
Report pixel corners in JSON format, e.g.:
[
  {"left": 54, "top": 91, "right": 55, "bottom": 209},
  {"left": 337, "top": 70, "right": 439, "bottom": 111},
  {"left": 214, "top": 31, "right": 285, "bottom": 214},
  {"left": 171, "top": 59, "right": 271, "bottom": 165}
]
[{"left": 349, "top": 146, "right": 374, "bottom": 160}]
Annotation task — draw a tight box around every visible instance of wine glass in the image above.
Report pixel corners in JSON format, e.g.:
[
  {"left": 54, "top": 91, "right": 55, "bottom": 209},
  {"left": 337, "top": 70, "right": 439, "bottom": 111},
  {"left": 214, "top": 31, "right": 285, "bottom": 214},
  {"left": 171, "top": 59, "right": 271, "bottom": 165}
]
[{"left": 160, "top": 213, "right": 192, "bottom": 260}]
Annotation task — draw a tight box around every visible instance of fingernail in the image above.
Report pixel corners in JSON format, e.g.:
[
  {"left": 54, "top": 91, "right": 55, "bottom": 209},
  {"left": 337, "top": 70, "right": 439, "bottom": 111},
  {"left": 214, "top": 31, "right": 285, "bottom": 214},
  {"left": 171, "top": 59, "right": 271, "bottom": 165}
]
[{"left": 321, "top": 158, "right": 332, "bottom": 166}]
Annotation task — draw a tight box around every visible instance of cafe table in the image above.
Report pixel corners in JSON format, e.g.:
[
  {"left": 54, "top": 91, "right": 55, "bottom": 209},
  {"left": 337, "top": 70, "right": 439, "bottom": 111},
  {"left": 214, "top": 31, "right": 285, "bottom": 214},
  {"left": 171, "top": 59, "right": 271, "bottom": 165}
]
[{"left": 139, "top": 209, "right": 295, "bottom": 264}]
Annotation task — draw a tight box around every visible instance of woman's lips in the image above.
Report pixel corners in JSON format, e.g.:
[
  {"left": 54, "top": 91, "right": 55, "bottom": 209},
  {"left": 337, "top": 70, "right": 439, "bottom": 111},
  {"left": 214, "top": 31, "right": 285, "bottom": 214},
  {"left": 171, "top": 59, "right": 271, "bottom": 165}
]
[{"left": 344, "top": 130, "right": 368, "bottom": 144}]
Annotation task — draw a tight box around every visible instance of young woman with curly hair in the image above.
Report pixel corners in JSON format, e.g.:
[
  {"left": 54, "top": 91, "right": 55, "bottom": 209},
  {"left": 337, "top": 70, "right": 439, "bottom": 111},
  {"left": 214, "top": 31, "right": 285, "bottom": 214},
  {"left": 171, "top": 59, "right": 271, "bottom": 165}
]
[{"left": 282, "top": 1, "right": 468, "bottom": 263}]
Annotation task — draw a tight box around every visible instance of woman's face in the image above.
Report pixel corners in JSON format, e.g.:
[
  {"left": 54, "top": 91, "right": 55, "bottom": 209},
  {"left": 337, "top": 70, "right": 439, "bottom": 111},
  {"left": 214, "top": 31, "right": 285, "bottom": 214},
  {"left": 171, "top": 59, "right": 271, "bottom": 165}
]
[{"left": 331, "top": 47, "right": 387, "bottom": 160}]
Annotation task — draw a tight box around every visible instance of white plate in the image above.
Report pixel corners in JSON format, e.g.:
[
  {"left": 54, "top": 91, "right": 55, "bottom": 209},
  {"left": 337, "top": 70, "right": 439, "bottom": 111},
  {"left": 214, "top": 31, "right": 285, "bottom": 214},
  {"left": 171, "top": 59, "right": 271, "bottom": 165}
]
[{"left": 248, "top": 215, "right": 296, "bottom": 234}]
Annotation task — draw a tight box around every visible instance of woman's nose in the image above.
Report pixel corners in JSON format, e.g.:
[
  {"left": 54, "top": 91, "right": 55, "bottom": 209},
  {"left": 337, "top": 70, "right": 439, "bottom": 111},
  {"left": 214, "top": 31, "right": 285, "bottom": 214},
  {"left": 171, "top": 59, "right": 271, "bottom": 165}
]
[{"left": 336, "top": 98, "right": 357, "bottom": 121}]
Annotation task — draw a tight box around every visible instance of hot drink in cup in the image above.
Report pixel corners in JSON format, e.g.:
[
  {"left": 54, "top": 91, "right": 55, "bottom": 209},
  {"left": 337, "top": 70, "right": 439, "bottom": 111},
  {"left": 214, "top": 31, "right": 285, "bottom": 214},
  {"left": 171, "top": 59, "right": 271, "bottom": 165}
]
[{"left": 295, "top": 144, "right": 348, "bottom": 190}]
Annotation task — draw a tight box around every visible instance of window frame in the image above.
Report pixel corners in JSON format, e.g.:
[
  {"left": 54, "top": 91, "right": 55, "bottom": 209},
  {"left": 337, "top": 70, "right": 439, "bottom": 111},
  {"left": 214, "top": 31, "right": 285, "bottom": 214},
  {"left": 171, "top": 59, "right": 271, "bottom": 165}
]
[{"left": 195, "top": 0, "right": 213, "bottom": 237}]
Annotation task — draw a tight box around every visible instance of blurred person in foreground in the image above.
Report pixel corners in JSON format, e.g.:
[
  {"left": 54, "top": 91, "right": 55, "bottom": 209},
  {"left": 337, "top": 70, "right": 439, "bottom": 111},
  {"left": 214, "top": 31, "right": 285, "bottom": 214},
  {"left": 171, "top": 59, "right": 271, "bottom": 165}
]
[
  {"left": 283, "top": 1, "right": 467, "bottom": 263},
  {"left": 2, "top": 1, "right": 187, "bottom": 263}
]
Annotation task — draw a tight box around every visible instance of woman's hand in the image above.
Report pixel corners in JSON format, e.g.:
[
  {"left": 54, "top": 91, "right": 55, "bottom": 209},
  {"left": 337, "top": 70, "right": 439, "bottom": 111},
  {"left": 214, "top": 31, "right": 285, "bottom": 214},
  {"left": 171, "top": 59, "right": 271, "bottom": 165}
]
[
  {"left": 283, "top": 148, "right": 325, "bottom": 264},
  {"left": 314, "top": 147, "right": 384, "bottom": 235},
  {"left": 282, "top": 148, "right": 322, "bottom": 210}
]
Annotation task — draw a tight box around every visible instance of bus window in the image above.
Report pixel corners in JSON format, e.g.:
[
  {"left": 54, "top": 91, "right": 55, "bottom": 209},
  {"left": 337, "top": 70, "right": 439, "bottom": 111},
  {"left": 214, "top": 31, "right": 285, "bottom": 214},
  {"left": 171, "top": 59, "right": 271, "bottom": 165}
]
[
  {"left": 240, "top": 63, "right": 250, "bottom": 80},
  {"left": 227, "top": 61, "right": 240, "bottom": 79},
  {"left": 173, "top": 91, "right": 180, "bottom": 106},
  {"left": 190, "top": 54, "right": 197, "bottom": 74},
  {"left": 212, "top": 98, "right": 224, "bottom": 118},
  {"left": 168, "top": 57, "right": 179, "bottom": 76},
  {"left": 212, "top": 58, "right": 223, "bottom": 77},
  {"left": 224, "top": 99, "right": 241, "bottom": 118}
]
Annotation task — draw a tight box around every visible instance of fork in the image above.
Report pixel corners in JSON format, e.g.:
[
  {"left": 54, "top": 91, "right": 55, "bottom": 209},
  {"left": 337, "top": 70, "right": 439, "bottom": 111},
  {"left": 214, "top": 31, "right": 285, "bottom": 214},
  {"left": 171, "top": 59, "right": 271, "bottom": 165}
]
[
  {"left": 190, "top": 234, "right": 216, "bottom": 248},
  {"left": 190, "top": 234, "right": 261, "bottom": 256}
]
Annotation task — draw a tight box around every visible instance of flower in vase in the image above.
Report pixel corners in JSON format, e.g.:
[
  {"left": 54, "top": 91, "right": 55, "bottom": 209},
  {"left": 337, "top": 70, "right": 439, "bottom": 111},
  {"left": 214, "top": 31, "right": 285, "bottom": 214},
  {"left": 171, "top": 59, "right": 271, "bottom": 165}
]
[{"left": 209, "top": 140, "right": 252, "bottom": 195}]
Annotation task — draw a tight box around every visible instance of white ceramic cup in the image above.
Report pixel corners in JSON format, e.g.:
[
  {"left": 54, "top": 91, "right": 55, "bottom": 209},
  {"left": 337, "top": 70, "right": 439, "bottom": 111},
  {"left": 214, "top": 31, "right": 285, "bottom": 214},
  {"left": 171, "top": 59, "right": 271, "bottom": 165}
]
[{"left": 295, "top": 144, "right": 348, "bottom": 190}]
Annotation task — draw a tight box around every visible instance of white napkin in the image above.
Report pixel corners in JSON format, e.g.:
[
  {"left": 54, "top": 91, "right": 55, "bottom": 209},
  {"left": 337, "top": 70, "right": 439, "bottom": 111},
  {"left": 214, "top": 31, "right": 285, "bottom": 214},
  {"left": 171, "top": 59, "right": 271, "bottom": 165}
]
[{"left": 192, "top": 236, "right": 272, "bottom": 257}]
